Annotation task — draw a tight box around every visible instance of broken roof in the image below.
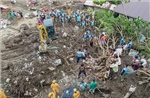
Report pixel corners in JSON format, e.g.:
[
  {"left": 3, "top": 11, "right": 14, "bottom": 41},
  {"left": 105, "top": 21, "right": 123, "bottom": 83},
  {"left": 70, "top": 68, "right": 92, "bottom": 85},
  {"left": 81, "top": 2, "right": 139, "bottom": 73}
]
[{"left": 114, "top": 0, "right": 150, "bottom": 22}]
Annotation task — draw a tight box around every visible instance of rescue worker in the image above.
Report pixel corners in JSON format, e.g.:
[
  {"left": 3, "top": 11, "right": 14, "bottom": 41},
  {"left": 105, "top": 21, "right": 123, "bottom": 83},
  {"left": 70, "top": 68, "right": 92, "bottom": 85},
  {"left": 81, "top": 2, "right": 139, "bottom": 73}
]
[
  {"left": 73, "top": 88, "right": 80, "bottom": 98},
  {"left": 77, "top": 15, "right": 81, "bottom": 23},
  {"left": 81, "top": 20, "right": 86, "bottom": 30},
  {"left": 67, "top": 7, "right": 71, "bottom": 15},
  {"left": 60, "top": 16, "right": 65, "bottom": 27},
  {"left": 50, "top": 80, "right": 60, "bottom": 94},
  {"left": 0, "top": 89, "right": 7, "bottom": 98},
  {"left": 48, "top": 92, "right": 56, "bottom": 98},
  {"left": 66, "top": 15, "right": 71, "bottom": 23}
]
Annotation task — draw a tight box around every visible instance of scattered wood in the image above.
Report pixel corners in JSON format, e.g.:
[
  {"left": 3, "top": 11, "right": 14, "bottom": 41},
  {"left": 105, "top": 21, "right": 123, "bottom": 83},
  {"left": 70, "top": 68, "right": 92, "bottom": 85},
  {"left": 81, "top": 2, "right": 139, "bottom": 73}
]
[
  {"left": 137, "top": 70, "right": 150, "bottom": 77},
  {"left": 124, "top": 85, "right": 136, "bottom": 98},
  {"left": 139, "top": 80, "right": 149, "bottom": 85}
]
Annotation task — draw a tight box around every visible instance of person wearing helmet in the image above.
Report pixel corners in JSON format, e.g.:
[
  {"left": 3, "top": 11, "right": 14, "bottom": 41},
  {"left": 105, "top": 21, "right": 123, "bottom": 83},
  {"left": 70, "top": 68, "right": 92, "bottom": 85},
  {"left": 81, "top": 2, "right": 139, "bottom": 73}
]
[
  {"left": 50, "top": 80, "right": 60, "bottom": 94},
  {"left": 48, "top": 92, "right": 56, "bottom": 98},
  {"left": 73, "top": 88, "right": 80, "bottom": 98},
  {"left": 0, "top": 89, "right": 7, "bottom": 98}
]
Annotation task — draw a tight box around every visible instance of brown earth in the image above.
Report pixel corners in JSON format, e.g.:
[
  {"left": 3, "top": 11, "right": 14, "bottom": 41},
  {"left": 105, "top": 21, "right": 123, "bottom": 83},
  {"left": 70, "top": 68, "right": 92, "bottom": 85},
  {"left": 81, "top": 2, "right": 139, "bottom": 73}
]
[{"left": 1, "top": 1, "right": 150, "bottom": 98}]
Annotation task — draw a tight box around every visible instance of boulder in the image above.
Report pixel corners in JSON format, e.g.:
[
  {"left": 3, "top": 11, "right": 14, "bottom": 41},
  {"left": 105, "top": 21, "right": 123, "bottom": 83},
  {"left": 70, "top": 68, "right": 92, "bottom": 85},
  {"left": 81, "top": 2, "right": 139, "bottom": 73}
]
[
  {"left": 2, "top": 64, "right": 9, "bottom": 70},
  {"left": 52, "top": 59, "right": 62, "bottom": 66},
  {"left": 48, "top": 67, "right": 56, "bottom": 71},
  {"left": 13, "top": 37, "right": 22, "bottom": 43}
]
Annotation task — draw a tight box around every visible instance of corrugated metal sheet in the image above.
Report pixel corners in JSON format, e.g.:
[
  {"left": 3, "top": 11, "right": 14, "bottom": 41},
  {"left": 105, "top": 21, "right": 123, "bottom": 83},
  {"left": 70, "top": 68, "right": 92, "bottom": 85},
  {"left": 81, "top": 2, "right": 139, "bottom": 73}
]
[{"left": 114, "top": 0, "right": 150, "bottom": 22}]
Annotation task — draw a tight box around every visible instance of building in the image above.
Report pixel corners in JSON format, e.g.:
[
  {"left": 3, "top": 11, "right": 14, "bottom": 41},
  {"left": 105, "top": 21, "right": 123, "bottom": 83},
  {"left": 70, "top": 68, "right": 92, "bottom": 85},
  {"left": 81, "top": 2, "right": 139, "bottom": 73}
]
[{"left": 114, "top": 0, "right": 150, "bottom": 22}]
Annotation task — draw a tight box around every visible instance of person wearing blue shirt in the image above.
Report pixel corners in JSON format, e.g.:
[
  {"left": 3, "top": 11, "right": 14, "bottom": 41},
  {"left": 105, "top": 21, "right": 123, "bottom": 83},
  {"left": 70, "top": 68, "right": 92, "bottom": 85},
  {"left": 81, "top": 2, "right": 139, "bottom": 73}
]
[
  {"left": 77, "top": 15, "right": 81, "bottom": 23},
  {"left": 76, "top": 49, "right": 85, "bottom": 63},
  {"left": 121, "top": 64, "right": 135, "bottom": 81},
  {"left": 120, "top": 36, "right": 125, "bottom": 45},
  {"left": 81, "top": 20, "right": 86, "bottom": 29},
  {"left": 46, "top": 13, "right": 50, "bottom": 19},
  {"left": 78, "top": 81, "right": 87, "bottom": 91},
  {"left": 60, "top": 16, "right": 65, "bottom": 27},
  {"left": 90, "top": 20, "right": 94, "bottom": 27},
  {"left": 66, "top": 15, "right": 71, "bottom": 23},
  {"left": 127, "top": 40, "right": 132, "bottom": 49}
]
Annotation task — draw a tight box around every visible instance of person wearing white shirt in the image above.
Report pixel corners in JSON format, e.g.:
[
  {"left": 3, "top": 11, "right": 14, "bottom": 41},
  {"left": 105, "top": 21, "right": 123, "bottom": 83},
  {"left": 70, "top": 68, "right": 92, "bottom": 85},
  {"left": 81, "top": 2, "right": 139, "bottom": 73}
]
[
  {"left": 140, "top": 59, "right": 147, "bottom": 68},
  {"left": 113, "top": 46, "right": 123, "bottom": 57}
]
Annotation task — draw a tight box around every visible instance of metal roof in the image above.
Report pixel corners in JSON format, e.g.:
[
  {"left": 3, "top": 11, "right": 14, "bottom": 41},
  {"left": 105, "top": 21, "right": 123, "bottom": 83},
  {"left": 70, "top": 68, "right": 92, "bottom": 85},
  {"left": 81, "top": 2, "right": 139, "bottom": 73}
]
[{"left": 114, "top": 0, "right": 150, "bottom": 22}]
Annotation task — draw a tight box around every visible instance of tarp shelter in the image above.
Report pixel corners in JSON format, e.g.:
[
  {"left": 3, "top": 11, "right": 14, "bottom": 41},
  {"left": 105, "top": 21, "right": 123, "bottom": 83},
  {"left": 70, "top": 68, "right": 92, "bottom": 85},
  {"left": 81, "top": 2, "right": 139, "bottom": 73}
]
[
  {"left": 114, "top": 0, "right": 150, "bottom": 22},
  {"left": 62, "top": 88, "right": 74, "bottom": 98}
]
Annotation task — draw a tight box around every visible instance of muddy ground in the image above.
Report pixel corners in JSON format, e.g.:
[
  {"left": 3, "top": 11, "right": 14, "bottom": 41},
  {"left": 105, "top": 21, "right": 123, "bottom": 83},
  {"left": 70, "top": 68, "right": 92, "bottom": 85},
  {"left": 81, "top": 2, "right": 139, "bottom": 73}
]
[{"left": 1, "top": 1, "right": 150, "bottom": 98}]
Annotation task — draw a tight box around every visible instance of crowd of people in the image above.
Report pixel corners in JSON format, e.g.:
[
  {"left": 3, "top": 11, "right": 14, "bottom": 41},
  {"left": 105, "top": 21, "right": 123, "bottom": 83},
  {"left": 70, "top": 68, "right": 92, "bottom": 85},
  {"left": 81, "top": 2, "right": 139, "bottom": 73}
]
[
  {"left": 35, "top": 7, "right": 149, "bottom": 98},
  {"left": 8, "top": 10, "right": 23, "bottom": 21},
  {"left": 36, "top": 7, "right": 94, "bottom": 29},
  {"left": 1, "top": 2, "right": 148, "bottom": 98}
]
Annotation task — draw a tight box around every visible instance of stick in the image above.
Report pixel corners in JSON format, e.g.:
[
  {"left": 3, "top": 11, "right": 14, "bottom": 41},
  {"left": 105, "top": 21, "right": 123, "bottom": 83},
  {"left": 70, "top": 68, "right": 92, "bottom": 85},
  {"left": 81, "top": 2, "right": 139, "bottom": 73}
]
[{"left": 137, "top": 70, "right": 150, "bottom": 77}]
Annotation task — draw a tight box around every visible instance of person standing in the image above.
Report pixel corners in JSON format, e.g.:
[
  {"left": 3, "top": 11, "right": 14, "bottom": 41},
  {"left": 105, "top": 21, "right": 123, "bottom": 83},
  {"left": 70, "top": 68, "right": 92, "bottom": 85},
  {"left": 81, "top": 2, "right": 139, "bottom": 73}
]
[
  {"left": 109, "top": 61, "right": 118, "bottom": 79},
  {"left": 120, "top": 36, "right": 125, "bottom": 45},
  {"left": 76, "top": 49, "right": 85, "bottom": 63},
  {"left": 78, "top": 64, "right": 86, "bottom": 79},
  {"left": 89, "top": 79, "right": 98, "bottom": 93},
  {"left": 50, "top": 80, "right": 60, "bottom": 95},
  {"left": 67, "top": 7, "right": 71, "bottom": 15}
]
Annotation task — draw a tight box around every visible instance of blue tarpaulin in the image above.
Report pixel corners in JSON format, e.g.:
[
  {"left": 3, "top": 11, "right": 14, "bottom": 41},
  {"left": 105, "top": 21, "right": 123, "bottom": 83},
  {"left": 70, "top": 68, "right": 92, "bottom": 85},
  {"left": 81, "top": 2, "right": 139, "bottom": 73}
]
[
  {"left": 62, "top": 88, "right": 74, "bottom": 98},
  {"left": 43, "top": 19, "right": 53, "bottom": 27}
]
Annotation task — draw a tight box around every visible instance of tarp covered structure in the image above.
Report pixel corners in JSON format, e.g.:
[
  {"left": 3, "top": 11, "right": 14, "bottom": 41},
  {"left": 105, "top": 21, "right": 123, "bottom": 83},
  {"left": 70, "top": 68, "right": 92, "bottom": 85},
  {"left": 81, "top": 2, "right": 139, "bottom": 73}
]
[{"left": 114, "top": 0, "right": 150, "bottom": 22}]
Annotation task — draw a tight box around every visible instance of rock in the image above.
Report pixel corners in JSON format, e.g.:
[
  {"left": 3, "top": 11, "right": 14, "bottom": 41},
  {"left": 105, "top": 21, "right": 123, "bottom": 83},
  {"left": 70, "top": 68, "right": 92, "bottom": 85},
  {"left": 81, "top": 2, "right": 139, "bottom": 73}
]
[
  {"left": 2, "top": 65, "right": 9, "bottom": 70},
  {"left": 69, "top": 58, "right": 74, "bottom": 61},
  {"left": 29, "top": 13, "right": 36, "bottom": 19},
  {"left": 52, "top": 59, "right": 62, "bottom": 66},
  {"left": 63, "top": 45, "right": 66, "bottom": 48},
  {"left": 6, "top": 78, "right": 10, "bottom": 83},
  {"left": 33, "top": 43, "right": 39, "bottom": 50},
  {"left": 48, "top": 67, "right": 56, "bottom": 71},
  {"left": 147, "top": 58, "right": 150, "bottom": 62},
  {"left": 13, "top": 37, "right": 22, "bottom": 43},
  {"left": 34, "top": 88, "right": 38, "bottom": 92},
  {"left": 24, "top": 30, "right": 30, "bottom": 36},
  {"left": 102, "top": 93, "right": 110, "bottom": 98}
]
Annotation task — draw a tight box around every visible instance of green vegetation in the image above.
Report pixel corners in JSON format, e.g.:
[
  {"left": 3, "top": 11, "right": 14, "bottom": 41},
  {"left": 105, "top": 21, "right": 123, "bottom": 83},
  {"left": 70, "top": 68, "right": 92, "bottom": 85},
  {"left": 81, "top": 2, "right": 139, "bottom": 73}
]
[
  {"left": 93, "top": 0, "right": 130, "bottom": 5},
  {"left": 94, "top": 9, "right": 150, "bottom": 58}
]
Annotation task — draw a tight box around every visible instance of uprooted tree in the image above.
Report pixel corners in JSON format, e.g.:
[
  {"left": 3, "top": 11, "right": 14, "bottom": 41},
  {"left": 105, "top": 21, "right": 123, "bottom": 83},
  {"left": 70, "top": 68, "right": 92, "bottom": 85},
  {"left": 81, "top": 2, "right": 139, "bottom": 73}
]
[{"left": 92, "top": 9, "right": 150, "bottom": 58}]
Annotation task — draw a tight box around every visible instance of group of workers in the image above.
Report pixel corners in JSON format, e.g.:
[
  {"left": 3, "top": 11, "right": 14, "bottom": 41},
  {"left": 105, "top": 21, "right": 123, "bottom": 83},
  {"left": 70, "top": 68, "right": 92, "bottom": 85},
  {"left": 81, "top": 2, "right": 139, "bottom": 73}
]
[
  {"left": 37, "top": 7, "right": 94, "bottom": 29},
  {"left": 48, "top": 79, "right": 99, "bottom": 98},
  {"left": 8, "top": 10, "right": 23, "bottom": 21}
]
